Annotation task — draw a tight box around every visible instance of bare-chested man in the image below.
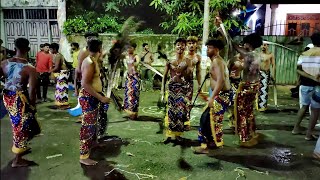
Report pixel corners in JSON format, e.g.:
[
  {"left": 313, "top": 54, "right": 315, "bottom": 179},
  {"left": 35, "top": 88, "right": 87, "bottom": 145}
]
[
  {"left": 193, "top": 39, "right": 233, "bottom": 154},
  {"left": 233, "top": 33, "right": 263, "bottom": 147},
  {"left": 0, "top": 38, "right": 41, "bottom": 167},
  {"left": 184, "top": 36, "right": 202, "bottom": 130},
  {"left": 74, "top": 32, "right": 99, "bottom": 95},
  {"left": 79, "top": 39, "right": 110, "bottom": 165},
  {"left": 161, "top": 38, "right": 189, "bottom": 143},
  {"left": 256, "top": 43, "right": 275, "bottom": 111}
]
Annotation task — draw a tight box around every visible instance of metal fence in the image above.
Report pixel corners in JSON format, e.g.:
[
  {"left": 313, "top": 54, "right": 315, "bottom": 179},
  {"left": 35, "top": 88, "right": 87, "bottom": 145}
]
[
  {"left": 234, "top": 35, "right": 309, "bottom": 85},
  {"left": 241, "top": 22, "right": 319, "bottom": 37}
]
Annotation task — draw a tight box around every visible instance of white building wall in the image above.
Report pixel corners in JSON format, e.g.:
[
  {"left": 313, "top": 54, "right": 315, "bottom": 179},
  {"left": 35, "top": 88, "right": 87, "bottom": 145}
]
[
  {"left": 0, "top": 9, "right": 4, "bottom": 44},
  {"left": 264, "top": 4, "right": 320, "bottom": 35},
  {"left": 1, "top": 0, "right": 58, "bottom": 7},
  {"left": 0, "top": 0, "right": 58, "bottom": 54}
]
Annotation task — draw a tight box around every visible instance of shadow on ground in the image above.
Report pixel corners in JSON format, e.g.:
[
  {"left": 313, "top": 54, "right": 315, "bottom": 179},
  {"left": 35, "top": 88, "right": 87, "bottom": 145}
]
[
  {"left": 256, "top": 124, "right": 296, "bottom": 131},
  {"left": 207, "top": 137, "right": 320, "bottom": 179},
  {"left": 1, "top": 160, "right": 38, "bottom": 180},
  {"left": 134, "top": 115, "right": 162, "bottom": 123},
  {"left": 81, "top": 137, "right": 130, "bottom": 180}
]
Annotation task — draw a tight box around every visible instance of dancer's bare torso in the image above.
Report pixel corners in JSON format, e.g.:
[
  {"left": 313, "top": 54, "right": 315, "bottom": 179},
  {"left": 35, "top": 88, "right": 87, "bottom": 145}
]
[{"left": 209, "top": 56, "right": 231, "bottom": 91}]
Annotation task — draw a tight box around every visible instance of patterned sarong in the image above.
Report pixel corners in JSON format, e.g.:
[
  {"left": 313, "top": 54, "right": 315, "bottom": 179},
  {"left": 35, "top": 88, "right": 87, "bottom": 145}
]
[
  {"left": 228, "top": 77, "right": 241, "bottom": 128},
  {"left": 164, "top": 81, "right": 189, "bottom": 137},
  {"left": 184, "top": 80, "right": 193, "bottom": 127},
  {"left": 124, "top": 73, "right": 140, "bottom": 116},
  {"left": 79, "top": 89, "right": 108, "bottom": 159},
  {"left": 198, "top": 90, "right": 233, "bottom": 148},
  {"left": 256, "top": 71, "right": 270, "bottom": 111},
  {"left": 3, "top": 89, "right": 41, "bottom": 154},
  {"left": 235, "top": 82, "right": 259, "bottom": 147},
  {"left": 55, "top": 70, "right": 69, "bottom": 106}
]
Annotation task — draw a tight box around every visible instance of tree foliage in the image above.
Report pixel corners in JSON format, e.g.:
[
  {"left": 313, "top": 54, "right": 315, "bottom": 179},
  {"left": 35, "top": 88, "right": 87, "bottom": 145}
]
[
  {"left": 64, "top": 0, "right": 152, "bottom": 35},
  {"left": 150, "top": 0, "right": 247, "bottom": 36}
]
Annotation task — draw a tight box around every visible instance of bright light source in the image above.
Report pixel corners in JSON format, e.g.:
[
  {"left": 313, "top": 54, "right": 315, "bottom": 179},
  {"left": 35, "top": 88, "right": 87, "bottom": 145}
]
[
  {"left": 251, "top": 13, "right": 258, "bottom": 22},
  {"left": 232, "top": 9, "right": 240, "bottom": 17}
]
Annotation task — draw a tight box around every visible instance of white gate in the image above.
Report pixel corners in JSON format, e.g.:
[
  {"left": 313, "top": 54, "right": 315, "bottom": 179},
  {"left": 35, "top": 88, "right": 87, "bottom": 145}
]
[{"left": 3, "top": 8, "right": 60, "bottom": 58}]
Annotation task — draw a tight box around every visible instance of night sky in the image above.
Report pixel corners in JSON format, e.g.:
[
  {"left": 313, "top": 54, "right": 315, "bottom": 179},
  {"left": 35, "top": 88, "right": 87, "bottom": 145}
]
[{"left": 119, "top": 1, "right": 168, "bottom": 33}]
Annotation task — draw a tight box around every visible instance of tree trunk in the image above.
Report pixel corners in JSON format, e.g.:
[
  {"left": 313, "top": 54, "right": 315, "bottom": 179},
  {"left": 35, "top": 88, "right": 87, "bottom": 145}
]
[
  {"left": 201, "top": 0, "right": 210, "bottom": 93},
  {"left": 58, "top": 0, "right": 72, "bottom": 63}
]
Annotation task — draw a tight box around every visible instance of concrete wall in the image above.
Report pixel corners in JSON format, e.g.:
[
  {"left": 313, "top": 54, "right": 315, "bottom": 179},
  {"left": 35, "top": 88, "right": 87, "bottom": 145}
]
[
  {"left": 0, "top": 0, "right": 58, "bottom": 7},
  {"left": 0, "top": 9, "right": 4, "bottom": 44},
  {"left": 67, "top": 34, "right": 180, "bottom": 66}
]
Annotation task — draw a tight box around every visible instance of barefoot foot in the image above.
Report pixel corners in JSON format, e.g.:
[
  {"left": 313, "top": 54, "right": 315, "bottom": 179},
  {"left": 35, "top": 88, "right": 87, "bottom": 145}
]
[
  {"left": 193, "top": 146, "right": 209, "bottom": 154},
  {"left": 12, "top": 158, "right": 32, "bottom": 168},
  {"left": 80, "top": 158, "right": 98, "bottom": 166}
]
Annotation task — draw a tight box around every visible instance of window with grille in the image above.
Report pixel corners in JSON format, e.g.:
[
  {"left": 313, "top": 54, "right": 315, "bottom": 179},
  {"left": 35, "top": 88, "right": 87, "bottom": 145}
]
[
  {"left": 49, "top": 9, "right": 58, "bottom": 19},
  {"left": 3, "top": 9, "right": 24, "bottom": 19},
  {"left": 26, "top": 9, "right": 47, "bottom": 19}
]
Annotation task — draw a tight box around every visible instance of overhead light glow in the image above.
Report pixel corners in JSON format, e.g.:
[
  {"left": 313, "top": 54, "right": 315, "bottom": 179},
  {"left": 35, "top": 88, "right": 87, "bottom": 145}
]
[{"left": 232, "top": 9, "right": 241, "bottom": 17}]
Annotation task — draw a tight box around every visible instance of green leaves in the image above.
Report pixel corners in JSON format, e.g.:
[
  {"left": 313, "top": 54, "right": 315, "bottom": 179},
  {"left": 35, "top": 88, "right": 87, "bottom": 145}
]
[
  {"left": 150, "top": 0, "right": 163, "bottom": 9},
  {"left": 105, "top": 2, "right": 120, "bottom": 13},
  {"left": 65, "top": 0, "right": 152, "bottom": 35},
  {"left": 63, "top": 14, "right": 121, "bottom": 35},
  {"left": 149, "top": 0, "right": 246, "bottom": 36}
]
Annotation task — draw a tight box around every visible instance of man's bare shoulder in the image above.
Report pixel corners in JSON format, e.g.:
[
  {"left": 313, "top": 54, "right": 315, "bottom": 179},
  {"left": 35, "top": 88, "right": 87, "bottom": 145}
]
[
  {"left": 82, "top": 57, "right": 94, "bottom": 66},
  {"left": 266, "top": 52, "right": 274, "bottom": 57},
  {"left": 24, "top": 64, "right": 37, "bottom": 75},
  {"left": 79, "top": 49, "right": 89, "bottom": 57}
]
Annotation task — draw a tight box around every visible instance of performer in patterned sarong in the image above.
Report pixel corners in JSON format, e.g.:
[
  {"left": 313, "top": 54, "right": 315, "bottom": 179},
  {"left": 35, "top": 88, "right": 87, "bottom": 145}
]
[
  {"left": 123, "top": 42, "right": 141, "bottom": 120},
  {"left": 50, "top": 43, "right": 70, "bottom": 109},
  {"left": 0, "top": 38, "right": 41, "bottom": 167},
  {"left": 161, "top": 38, "right": 189, "bottom": 143},
  {"left": 79, "top": 39, "right": 110, "bottom": 166},
  {"left": 256, "top": 43, "right": 275, "bottom": 112},
  {"left": 184, "top": 36, "right": 202, "bottom": 131},
  {"left": 193, "top": 39, "right": 233, "bottom": 154},
  {"left": 233, "top": 33, "right": 263, "bottom": 147}
]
